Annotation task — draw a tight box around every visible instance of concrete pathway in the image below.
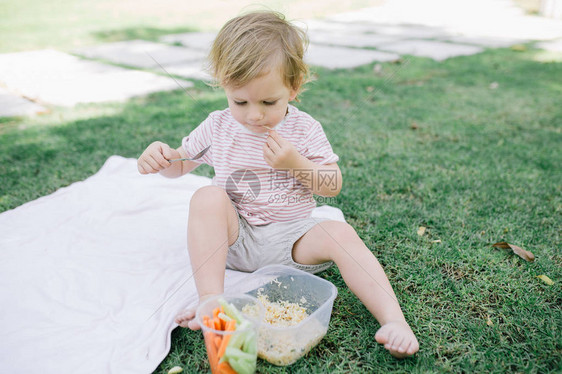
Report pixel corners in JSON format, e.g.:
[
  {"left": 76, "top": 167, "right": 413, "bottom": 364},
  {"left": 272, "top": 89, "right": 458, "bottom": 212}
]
[
  {"left": 0, "top": 50, "right": 192, "bottom": 108},
  {"left": 0, "top": 87, "right": 47, "bottom": 117},
  {"left": 0, "top": 0, "right": 561, "bottom": 117}
]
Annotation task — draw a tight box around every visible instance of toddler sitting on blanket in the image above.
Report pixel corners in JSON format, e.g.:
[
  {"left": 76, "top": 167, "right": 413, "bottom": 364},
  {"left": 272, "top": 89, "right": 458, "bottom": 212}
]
[{"left": 137, "top": 11, "right": 418, "bottom": 358}]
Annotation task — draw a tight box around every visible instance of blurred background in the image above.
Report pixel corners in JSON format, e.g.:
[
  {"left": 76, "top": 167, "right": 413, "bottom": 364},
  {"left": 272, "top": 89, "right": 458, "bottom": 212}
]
[
  {"left": 1, "top": 0, "right": 559, "bottom": 53},
  {"left": 1, "top": 0, "right": 386, "bottom": 53}
]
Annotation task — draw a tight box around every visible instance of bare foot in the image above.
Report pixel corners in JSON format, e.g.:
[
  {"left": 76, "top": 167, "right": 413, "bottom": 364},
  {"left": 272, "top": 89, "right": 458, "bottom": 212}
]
[
  {"left": 175, "top": 308, "right": 200, "bottom": 330},
  {"left": 175, "top": 294, "right": 217, "bottom": 330},
  {"left": 375, "top": 321, "right": 419, "bottom": 358}
]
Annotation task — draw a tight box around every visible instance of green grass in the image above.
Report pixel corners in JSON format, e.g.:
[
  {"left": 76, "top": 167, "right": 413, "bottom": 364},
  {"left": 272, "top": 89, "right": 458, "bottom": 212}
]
[{"left": 1, "top": 47, "right": 561, "bottom": 372}]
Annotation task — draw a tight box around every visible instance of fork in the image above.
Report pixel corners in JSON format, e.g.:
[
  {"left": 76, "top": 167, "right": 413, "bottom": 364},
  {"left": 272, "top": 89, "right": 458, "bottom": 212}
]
[{"left": 168, "top": 145, "right": 211, "bottom": 162}]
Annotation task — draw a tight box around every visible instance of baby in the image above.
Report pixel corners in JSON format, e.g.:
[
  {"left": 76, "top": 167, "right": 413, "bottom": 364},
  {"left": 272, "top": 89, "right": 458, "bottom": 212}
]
[{"left": 137, "top": 11, "right": 418, "bottom": 358}]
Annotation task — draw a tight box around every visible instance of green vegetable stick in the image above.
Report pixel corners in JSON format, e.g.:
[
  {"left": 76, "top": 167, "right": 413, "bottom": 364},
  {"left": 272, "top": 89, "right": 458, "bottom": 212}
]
[
  {"left": 223, "top": 302, "right": 244, "bottom": 324},
  {"left": 227, "top": 358, "right": 246, "bottom": 374},
  {"left": 217, "top": 312, "right": 232, "bottom": 322},
  {"left": 227, "top": 357, "right": 254, "bottom": 374},
  {"left": 242, "top": 330, "right": 257, "bottom": 355},
  {"left": 237, "top": 358, "right": 255, "bottom": 374},
  {"left": 226, "top": 330, "right": 245, "bottom": 350},
  {"left": 224, "top": 347, "right": 255, "bottom": 362}
]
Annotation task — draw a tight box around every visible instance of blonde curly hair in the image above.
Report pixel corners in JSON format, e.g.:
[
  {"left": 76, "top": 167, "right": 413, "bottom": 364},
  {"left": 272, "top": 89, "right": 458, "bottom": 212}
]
[{"left": 208, "top": 11, "right": 310, "bottom": 99}]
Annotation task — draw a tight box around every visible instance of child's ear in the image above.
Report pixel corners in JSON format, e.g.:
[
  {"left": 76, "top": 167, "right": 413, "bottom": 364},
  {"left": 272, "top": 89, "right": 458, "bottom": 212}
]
[{"left": 289, "top": 88, "right": 298, "bottom": 101}]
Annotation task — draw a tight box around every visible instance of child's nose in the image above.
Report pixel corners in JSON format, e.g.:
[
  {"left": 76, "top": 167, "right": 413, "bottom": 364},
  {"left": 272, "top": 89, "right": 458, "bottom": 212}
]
[{"left": 248, "top": 107, "right": 265, "bottom": 122}]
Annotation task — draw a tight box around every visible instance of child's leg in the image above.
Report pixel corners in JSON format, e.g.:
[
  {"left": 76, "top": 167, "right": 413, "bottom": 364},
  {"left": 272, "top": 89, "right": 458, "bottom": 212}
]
[
  {"left": 175, "top": 186, "right": 239, "bottom": 330},
  {"left": 292, "top": 220, "right": 419, "bottom": 358}
]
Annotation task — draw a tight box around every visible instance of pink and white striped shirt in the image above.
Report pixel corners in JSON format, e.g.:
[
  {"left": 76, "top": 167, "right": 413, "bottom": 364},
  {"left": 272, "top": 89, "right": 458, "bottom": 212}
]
[{"left": 182, "top": 104, "right": 339, "bottom": 225}]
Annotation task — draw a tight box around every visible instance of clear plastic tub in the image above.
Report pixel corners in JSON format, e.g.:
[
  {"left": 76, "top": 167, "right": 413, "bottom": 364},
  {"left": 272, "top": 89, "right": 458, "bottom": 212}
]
[
  {"left": 196, "top": 294, "right": 264, "bottom": 374},
  {"left": 229, "top": 265, "right": 338, "bottom": 366}
]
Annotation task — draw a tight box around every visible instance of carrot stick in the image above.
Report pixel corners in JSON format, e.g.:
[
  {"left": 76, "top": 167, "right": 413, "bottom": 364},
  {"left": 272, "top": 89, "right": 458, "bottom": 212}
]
[
  {"left": 217, "top": 362, "right": 237, "bottom": 374},
  {"left": 217, "top": 320, "right": 237, "bottom": 358},
  {"left": 204, "top": 332, "right": 219, "bottom": 373},
  {"left": 225, "top": 319, "right": 236, "bottom": 331},
  {"left": 213, "top": 317, "right": 221, "bottom": 331},
  {"left": 213, "top": 306, "right": 222, "bottom": 319},
  {"left": 214, "top": 336, "right": 222, "bottom": 350}
]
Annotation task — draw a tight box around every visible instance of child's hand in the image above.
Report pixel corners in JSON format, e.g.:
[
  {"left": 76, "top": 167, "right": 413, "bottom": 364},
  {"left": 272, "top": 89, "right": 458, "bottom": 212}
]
[
  {"left": 137, "top": 141, "right": 175, "bottom": 174},
  {"left": 263, "top": 130, "right": 304, "bottom": 170}
]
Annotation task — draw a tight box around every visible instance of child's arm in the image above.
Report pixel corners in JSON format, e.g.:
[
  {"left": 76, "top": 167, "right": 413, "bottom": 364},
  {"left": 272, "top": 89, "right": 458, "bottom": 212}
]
[
  {"left": 137, "top": 141, "right": 199, "bottom": 178},
  {"left": 263, "top": 130, "right": 342, "bottom": 197}
]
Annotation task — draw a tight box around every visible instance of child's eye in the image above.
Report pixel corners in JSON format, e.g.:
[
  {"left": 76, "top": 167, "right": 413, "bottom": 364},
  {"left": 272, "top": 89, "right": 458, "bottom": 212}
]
[
  {"left": 263, "top": 101, "right": 277, "bottom": 106},
  {"left": 234, "top": 101, "right": 246, "bottom": 106}
]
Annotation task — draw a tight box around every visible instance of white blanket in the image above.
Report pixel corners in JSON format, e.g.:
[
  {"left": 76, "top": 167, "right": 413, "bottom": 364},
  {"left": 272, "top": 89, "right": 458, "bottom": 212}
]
[{"left": 0, "top": 156, "right": 345, "bottom": 373}]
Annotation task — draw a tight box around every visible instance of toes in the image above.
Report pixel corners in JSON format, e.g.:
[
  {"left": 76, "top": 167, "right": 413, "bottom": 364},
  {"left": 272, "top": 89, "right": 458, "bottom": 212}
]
[
  {"left": 377, "top": 322, "right": 419, "bottom": 358},
  {"left": 174, "top": 309, "right": 196, "bottom": 328},
  {"left": 375, "top": 327, "right": 389, "bottom": 344},
  {"left": 401, "top": 340, "right": 413, "bottom": 355},
  {"left": 407, "top": 339, "right": 419, "bottom": 355},
  {"left": 176, "top": 320, "right": 190, "bottom": 328},
  {"left": 384, "top": 330, "right": 397, "bottom": 350},
  {"left": 394, "top": 336, "right": 407, "bottom": 353},
  {"left": 187, "top": 319, "right": 201, "bottom": 331}
]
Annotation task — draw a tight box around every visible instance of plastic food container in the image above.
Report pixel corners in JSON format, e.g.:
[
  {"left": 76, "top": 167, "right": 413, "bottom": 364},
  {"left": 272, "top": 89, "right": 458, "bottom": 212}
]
[
  {"left": 229, "top": 265, "right": 338, "bottom": 366},
  {"left": 196, "top": 294, "right": 264, "bottom": 374}
]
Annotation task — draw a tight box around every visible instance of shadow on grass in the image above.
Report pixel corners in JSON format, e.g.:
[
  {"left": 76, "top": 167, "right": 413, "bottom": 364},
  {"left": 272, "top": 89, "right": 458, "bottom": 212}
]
[{"left": 0, "top": 85, "right": 223, "bottom": 212}]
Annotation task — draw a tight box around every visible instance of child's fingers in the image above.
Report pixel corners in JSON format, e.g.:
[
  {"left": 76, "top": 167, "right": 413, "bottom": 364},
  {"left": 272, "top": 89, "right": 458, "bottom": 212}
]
[
  {"left": 147, "top": 155, "right": 166, "bottom": 170},
  {"left": 143, "top": 155, "right": 167, "bottom": 172},
  {"left": 138, "top": 162, "right": 155, "bottom": 175},
  {"left": 268, "top": 130, "right": 284, "bottom": 147},
  {"left": 160, "top": 144, "right": 176, "bottom": 162},
  {"left": 154, "top": 152, "right": 171, "bottom": 168},
  {"left": 263, "top": 143, "right": 273, "bottom": 159},
  {"left": 266, "top": 136, "right": 281, "bottom": 154},
  {"left": 137, "top": 161, "right": 149, "bottom": 175},
  {"left": 143, "top": 158, "right": 161, "bottom": 173},
  {"left": 262, "top": 144, "right": 274, "bottom": 166}
]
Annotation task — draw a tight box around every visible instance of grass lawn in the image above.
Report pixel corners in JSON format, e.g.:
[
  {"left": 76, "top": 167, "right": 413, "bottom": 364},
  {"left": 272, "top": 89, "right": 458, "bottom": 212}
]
[
  {"left": 1, "top": 0, "right": 561, "bottom": 369},
  {"left": 1, "top": 44, "right": 560, "bottom": 372}
]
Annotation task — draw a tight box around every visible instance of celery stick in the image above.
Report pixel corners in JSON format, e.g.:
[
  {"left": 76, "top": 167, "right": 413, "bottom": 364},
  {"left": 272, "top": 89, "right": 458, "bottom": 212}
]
[
  {"left": 218, "top": 299, "right": 244, "bottom": 324},
  {"left": 227, "top": 357, "right": 254, "bottom": 374},
  {"left": 227, "top": 331, "right": 245, "bottom": 350},
  {"left": 236, "top": 358, "right": 255, "bottom": 374},
  {"left": 224, "top": 347, "right": 255, "bottom": 362},
  {"left": 217, "top": 312, "right": 232, "bottom": 322},
  {"left": 242, "top": 330, "right": 257, "bottom": 355},
  {"left": 227, "top": 358, "right": 245, "bottom": 374}
]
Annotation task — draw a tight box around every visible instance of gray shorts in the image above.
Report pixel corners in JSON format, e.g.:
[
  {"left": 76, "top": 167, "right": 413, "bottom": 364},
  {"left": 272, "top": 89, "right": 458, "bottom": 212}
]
[{"left": 226, "top": 211, "right": 334, "bottom": 274}]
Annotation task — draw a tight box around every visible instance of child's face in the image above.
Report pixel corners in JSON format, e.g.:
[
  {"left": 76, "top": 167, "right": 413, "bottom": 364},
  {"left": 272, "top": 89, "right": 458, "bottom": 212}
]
[{"left": 224, "top": 69, "right": 297, "bottom": 134}]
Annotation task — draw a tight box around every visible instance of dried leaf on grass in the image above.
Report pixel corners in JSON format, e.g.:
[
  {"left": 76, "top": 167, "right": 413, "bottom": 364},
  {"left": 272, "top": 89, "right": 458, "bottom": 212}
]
[
  {"left": 492, "top": 242, "right": 535, "bottom": 262},
  {"left": 511, "top": 44, "right": 527, "bottom": 52},
  {"left": 417, "top": 226, "right": 426, "bottom": 236},
  {"left": 536, "top": 275, "right": 554, "bottom": 285},
  {"left": 486, "top": 317, "right": 494, "bottom": 326},
  {"left": 168, "top": 366, "right": 183, "bottom": 374}
]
